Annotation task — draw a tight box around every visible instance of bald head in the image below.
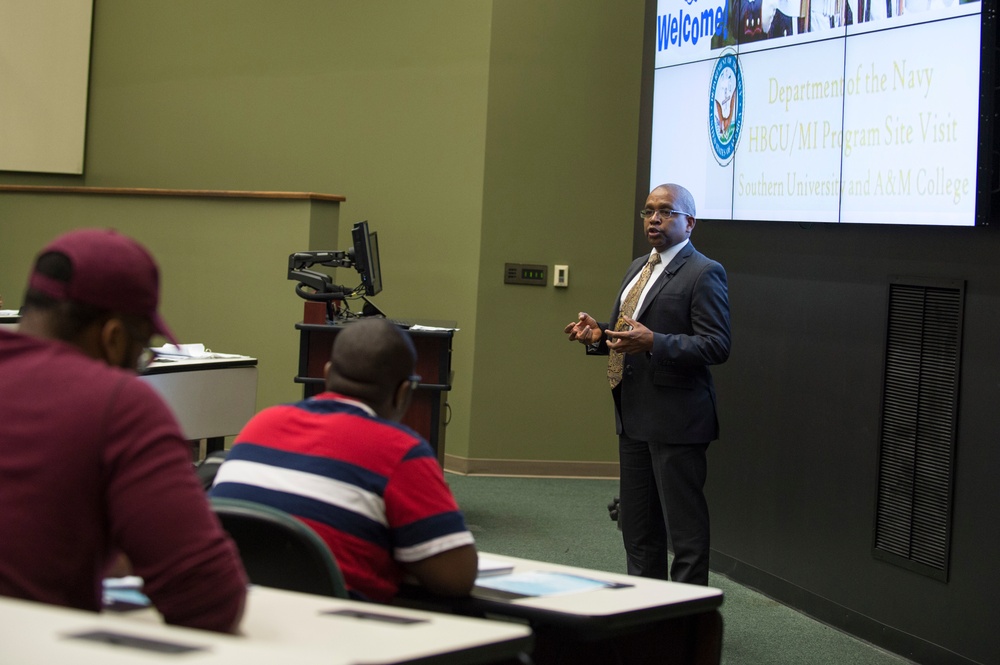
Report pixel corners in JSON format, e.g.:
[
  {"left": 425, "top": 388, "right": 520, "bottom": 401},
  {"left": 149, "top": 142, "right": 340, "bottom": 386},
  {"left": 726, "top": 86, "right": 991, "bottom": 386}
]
[
  {"left": 325, "top": 319, "right": 417, "bottom": 419},
  {"left": 652, "top": 183, "right": 696, "bottom": 219},
  {"left": 643, "top": 184, "right": 697, "bottom": 250}
]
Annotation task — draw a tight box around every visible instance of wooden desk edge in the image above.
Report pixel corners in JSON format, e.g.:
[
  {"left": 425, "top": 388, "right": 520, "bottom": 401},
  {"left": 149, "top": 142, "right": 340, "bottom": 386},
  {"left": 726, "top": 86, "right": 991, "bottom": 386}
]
[
  {"left": 295, "top": 320, "right": 458, "bottom": 333},
  {"left": 143, "top": 358, "right": 258, "bottom": 375}
]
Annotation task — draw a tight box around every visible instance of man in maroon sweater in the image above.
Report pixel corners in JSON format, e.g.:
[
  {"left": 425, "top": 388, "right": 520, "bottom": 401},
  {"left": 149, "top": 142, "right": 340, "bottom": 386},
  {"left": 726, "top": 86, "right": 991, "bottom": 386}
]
[{"left": 0, "top": 228, "right": 247, "bottom": 633}]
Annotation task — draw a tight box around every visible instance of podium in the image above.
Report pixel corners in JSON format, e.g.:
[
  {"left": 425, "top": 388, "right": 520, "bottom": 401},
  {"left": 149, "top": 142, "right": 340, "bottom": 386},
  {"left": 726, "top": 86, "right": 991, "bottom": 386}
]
[{"left": 294, "top": 303, "right": 455, "bottom": 464}]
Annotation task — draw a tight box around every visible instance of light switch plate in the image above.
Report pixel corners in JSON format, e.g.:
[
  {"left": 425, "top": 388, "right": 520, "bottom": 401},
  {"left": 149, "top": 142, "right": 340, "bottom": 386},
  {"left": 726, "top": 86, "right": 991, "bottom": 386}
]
[{"left": 554, "top": 264, "right": 569, "bottom": 287}]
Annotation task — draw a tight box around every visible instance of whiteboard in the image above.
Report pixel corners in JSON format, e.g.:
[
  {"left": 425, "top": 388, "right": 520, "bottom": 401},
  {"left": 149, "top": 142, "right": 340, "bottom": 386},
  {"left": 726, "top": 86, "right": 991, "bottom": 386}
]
[{"left": 0, "top": 0, "right": 93, "bottom": 174}]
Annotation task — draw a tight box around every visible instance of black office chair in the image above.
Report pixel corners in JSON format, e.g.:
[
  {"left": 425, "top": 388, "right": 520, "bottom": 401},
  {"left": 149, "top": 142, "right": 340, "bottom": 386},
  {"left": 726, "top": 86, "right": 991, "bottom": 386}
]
[
  {"left": 210, "top": 497, "right": 349, "bottom": 599},
  {"left": 194, "top": 449, "right": 228, "bottom": 490}
]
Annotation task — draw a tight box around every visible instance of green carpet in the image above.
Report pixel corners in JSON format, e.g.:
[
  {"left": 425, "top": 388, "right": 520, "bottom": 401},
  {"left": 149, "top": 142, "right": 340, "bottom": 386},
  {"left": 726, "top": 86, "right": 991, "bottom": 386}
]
[{"left": 446, "top": 474, "right": 912, "bottom": 665}]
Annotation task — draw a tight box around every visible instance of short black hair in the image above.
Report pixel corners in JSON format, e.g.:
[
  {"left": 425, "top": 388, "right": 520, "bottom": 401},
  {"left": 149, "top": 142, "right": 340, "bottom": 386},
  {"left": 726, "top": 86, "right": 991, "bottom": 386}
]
[{"left": 325, "top": 319, "right": 416, "bottom": 404}]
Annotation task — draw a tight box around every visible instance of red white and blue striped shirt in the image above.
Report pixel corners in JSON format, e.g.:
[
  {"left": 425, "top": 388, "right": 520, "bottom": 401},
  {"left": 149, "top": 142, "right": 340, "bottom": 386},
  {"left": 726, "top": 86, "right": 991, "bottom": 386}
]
[{"left": 210, "top": 392, "right": 474, "bottom": 602}]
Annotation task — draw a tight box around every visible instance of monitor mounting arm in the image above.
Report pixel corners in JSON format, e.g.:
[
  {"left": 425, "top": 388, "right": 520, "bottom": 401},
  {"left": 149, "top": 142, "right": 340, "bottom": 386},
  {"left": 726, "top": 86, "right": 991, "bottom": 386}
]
[
  {"left": 287, "top": 250, "right": 357, "bottom": 301},
  {"left": 287, "top": 249, "right": 386, "bottom": 320}
]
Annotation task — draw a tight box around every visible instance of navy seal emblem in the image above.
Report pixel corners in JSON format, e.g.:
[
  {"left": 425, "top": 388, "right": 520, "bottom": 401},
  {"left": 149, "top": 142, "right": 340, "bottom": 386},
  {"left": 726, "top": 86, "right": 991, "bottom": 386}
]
[{"left": 709, "top": 50, "right": 743, "bottom": 166}]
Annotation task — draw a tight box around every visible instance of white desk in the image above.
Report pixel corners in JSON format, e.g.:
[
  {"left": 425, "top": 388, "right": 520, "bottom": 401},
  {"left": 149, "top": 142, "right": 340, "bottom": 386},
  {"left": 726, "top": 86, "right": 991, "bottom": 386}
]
[
  {"left": 0, "top": 587, "right": 533, "bottom": 665},
  {"left": 403, "top": 553, "right": 724, "bottom": 665},
  {"left": 0, "top": 310, "right": 19, "bottom": 331},
  {"left": 239, "top": 585, "right": 532, "bottom": 664},
  {"left": 470, "top": 553, "right": 722, "bottom": 627},
  {"left": 0, "top": 325, "right": 255, "bottom": 457},
  {"left": 0, "top": 594, "right": 337, "bottom": 665},
  {"left": 139, "top": 356, "right": 258, "bottom": 457}
]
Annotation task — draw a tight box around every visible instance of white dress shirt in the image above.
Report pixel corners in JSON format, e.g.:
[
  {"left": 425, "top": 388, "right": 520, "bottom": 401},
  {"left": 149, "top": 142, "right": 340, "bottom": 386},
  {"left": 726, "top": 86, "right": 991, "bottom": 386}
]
[{"left": 620, "top": 238, "right": 689, "bottom": 316}]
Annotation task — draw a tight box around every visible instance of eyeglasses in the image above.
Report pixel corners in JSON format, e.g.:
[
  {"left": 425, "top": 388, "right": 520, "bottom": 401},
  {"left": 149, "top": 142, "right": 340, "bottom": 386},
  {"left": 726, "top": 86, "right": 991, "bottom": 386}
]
[
  {"left": 639, "top": 208, "right": 689, "bottom": 221},
  {"left": 120, "top": 317, "right": 154, "bottom": 372},
  {"left": 135, "top": 347, "right": 154, "bottom": 372},
  {"left": 407, "top": 375, "right": 422, "bottom": 391}
]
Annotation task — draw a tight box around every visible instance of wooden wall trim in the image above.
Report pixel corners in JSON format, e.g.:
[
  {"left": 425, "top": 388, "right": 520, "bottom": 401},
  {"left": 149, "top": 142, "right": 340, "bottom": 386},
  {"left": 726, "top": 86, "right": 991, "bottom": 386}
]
[{"left": 0, "top": 185, "right": 345, "bottom": 202}]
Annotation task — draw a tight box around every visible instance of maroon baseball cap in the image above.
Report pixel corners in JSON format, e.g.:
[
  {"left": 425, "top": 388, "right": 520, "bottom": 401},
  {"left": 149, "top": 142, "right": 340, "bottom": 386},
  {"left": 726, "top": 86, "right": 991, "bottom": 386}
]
[{"left": 27, "top": 228, "right": 178, "bottom": 345}]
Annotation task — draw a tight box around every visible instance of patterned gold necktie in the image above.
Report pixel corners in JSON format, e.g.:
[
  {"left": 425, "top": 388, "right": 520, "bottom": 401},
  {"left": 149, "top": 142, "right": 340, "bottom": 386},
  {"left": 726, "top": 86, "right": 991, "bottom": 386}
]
[{"left": 608, "top": 252, "right": 660, "bottom": 388}]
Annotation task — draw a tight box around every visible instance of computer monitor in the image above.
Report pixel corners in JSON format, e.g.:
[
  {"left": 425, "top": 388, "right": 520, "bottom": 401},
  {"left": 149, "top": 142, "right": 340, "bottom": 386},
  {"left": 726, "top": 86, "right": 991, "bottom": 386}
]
[{"left": 351, "top": 221, "right": 382, "bottom": 297}]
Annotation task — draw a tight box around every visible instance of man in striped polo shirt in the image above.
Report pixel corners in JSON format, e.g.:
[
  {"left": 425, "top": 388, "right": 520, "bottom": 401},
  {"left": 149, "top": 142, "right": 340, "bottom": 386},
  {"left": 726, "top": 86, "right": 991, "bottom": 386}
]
[{"left": 211, "top": 318, "right": 477, "bottom": 602}]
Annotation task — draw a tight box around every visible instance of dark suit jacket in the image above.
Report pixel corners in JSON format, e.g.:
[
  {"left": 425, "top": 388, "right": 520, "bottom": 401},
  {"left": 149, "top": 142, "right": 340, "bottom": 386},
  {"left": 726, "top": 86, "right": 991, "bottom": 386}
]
[{"left": 589, "top": 242, "right": 731, "bottom": 444}]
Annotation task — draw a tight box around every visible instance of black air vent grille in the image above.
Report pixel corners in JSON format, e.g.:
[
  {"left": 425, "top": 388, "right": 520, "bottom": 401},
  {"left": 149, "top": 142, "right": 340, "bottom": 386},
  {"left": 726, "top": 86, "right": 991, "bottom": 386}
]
[{"left": 873, "top": 279, "right": 963, "bottom": 581}]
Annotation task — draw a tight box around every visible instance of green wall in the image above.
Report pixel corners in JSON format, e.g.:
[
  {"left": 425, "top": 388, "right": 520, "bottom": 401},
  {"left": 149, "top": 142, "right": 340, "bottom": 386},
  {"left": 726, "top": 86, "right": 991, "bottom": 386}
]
[
  {"left": 1, "top": 0, "right": 645, "bottom": 470},
  {"left": 470, "top": 2, "right": 644, "bottom": 466},
  {"left": 0, "top": 192, "right": 337, "bottom": 414}
]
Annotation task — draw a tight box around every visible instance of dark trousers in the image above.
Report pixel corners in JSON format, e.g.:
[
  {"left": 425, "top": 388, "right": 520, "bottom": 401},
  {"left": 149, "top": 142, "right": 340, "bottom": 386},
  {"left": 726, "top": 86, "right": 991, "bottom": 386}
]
[{"left": 618, "top": 435, "right": 710, "bottom": 585}]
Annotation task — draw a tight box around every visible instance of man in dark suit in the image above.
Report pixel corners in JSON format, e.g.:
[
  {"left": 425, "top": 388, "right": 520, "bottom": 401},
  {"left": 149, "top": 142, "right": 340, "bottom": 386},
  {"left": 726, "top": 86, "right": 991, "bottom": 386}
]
[{"left": 564, "top": 183, "right": 730, "bottom": 585}]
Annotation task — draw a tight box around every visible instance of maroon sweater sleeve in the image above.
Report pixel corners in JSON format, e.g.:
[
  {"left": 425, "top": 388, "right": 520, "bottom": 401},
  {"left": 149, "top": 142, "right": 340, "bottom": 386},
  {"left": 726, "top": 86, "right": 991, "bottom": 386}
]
[{"left": 101, "top": 377, "right": 247, "bottom": 633}]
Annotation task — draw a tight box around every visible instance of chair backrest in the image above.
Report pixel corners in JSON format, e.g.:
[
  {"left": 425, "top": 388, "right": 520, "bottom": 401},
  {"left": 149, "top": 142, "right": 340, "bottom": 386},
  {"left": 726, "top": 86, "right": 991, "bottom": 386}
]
[
  {"left": 210, "top": 497, "right": 349, "bottom": 599},
  {"left": 195, "top": 450, "right": 228, "bottom": 490}
]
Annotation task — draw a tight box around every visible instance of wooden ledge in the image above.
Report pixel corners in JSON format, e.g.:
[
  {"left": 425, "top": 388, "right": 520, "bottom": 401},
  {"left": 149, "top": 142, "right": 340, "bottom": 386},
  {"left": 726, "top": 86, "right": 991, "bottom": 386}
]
[{"left": 0, "top": 185, "right": 345, "bottom": 202}]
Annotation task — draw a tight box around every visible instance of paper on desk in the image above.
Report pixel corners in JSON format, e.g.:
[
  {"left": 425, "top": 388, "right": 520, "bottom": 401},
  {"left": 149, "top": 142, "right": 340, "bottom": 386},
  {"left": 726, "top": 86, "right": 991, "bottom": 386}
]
[
  {"left": 102, "top": 576, "right": 151, "bottom": 610},
  {"left": 477, "top": 556, "right": 515, "bottom": 577},
  {"left": 409, "top": 325, "right": 460, "bottom": 332},
  {"left": 475, "top": 571, "right": 618, "bottom": 597},
  {"left": 103, "top": 575, "right": 144, "bottom": 588},
  {"left": 151, "top": 343, "right": 246, "bottom": 359}
]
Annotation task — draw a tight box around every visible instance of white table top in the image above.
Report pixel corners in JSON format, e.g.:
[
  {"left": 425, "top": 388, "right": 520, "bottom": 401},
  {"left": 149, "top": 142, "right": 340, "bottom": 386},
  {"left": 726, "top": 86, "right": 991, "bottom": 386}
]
[
  {"left": 1, "top": 587, "right": 532, "bottom": 665},
  {"left": 0, "top": 310, "right": 19, "bottom": 331},
  {"left": 239, "top": 585, "right": 532, "bottom": 664},
  {"left": 144, "top": 354, "right": 258, "bottom": 374},
  {"left": 397, "top": 552, "right": 725, "bottom": 637},
  {"left": 472, "top": 553, "right": 722, "bottom": 617},
  {"left": 0, "top": 594, "right": 335, "bottom": 665}
]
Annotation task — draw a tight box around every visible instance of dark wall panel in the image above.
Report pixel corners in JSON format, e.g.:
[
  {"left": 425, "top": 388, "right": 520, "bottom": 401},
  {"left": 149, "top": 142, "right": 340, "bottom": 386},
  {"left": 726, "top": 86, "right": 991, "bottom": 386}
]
[{"left": 689, "top": 220, "right": 1000, "bottom": 664}]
